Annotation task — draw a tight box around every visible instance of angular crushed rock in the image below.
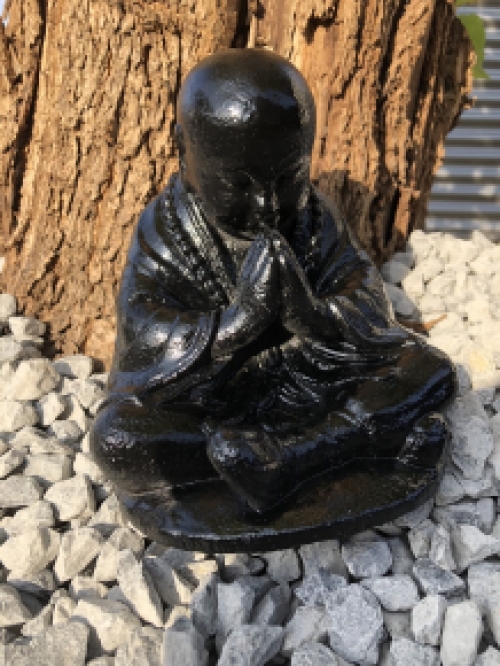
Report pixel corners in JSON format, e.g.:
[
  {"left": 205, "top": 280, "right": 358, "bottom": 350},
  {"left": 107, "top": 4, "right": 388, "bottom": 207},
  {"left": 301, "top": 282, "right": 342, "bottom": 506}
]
[
  {"left": 0, "top": 400, "right": 38, "bottom": 432},
  {"left": 341, "top": 539, "right": 392, "bottom": 578},
  {"left": 281, "top": 606, "right": 329, "bottom": 657},
  {"left": 0, "top": 527, "right": 60, "bottom": 577},
  {"left": 389, "top": 637, "right": 439, "bottom": 665},
  {"left": 411, "top": 594, "right": 447, "bottom": 646},
  {"left": 115, "top": 625, "right": 163, "bottom": 666},
  {"left": 5, "top": 620, "right": 89, "bottom": 666},
  {"left": 412, "top": 558, "right": 465, "bottom": 597},
  {"left": 294, "top": 569, "right": 347, "bottom": 608},
  {"left": 440, "top": 601, "right": 483, "bottom": 666},
  {"left": 0, "top": 583, "right": 33, "bottom": 626},
  {"left": 291, "top": 641, "right": 341, "bottom": 665},
  {"left": 44, "top": 474, "right": 95, "bottom": 522},
  {"left": 7, "top": 359, "right": 61, "bottom": 401},
  {"left": 163, "top": 615, "right": 208, "bottom": 666},
  {"left": 361, "top": 574, "right": 420, "bottom": 611},
  {"left": 53, "top": 355, "right": 94, "bottom": 380},
  {"left": 53, "top": 527, "right": 104, "bottom": 582},
  {"left": 218, "top": 624, "right": 283, "bottom": 666},
  {"left": 116, "top": 549, "right": 163, "bottom": 626},
  {"left": 451, "top": 524, "right": 500, "bottom": 572}
]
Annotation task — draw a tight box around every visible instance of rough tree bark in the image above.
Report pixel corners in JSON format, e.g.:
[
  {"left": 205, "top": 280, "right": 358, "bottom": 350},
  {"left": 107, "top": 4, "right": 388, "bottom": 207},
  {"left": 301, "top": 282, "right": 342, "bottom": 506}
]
[{"left": 0, "top": 0, "right": 473, "bottom": 369}]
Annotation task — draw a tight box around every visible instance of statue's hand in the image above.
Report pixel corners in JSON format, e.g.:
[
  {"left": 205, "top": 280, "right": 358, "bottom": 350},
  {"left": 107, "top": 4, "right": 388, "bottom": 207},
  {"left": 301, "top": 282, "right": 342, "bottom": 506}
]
[{"left": 212, "top": 234, "right": 280, "bottom": 358}]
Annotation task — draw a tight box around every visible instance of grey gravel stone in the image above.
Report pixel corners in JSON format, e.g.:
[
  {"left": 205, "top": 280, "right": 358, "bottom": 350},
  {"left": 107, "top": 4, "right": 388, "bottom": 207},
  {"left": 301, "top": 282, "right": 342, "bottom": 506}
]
[
  {"left": 69, "top": 574, "right": 108, "bottom": 600},
  {"left": 440, "top": 601, "right": 483, "bottom": 666},
  {"left": 413, "top": 558, "right": 466, "bottom": 597},
  {"left": 87, "top": 493, "right": 128, "bottom": 537},
  {"left": 388, "top": 637, "right": 439, "bottom": 665},
  {"left": 281, "top": 605, "right": 329, "bottom": 657},
  {"left": 46, "top": 418, "right": 83, "bottom": 445},
  {"left": 361, "top": 574, "right": 420, "bottom": 611},
  {"left": 0, "top": 475, "right": 43, "bottom": 509},
  {"left": 429, "top": 525, "right": 456, "bottom": 570},
  {"left": 383, "top": 610, "right": 412, "bottom": 640},
  {"left": 5, "top": 621, "right": 89, "bottom": 666},
  {"left": 35, "top": 391, "right": 67, "bottom": 427},
  {"left": 387, "top": 537, "right": 414, "bottom": 575},
  {"left": 411, "top": 594, "right": 447, "bottom": 646},
  {"left": 217, "top": 578, "right": 257, "bottom": 642},
  {"left": 394, "top": 499, "right": 434, "bottom": 529},
  {"left": 23, "top": 453, "right": 73, "bottom": 486},
  {"left": 163, "top": 615, "right": 208, "bottom": 666},
  {"left": 8, "top": 316, "right": 45, "bottom": 339},
  {"left": 7, "top": 568, "right": 56, "bottom": 599},
  {"left": 467, "top": 562, "right": 500, "bottom": 614},
  {"left": 93, "top": 526, "right": 144, "bottom": 583},
  {"left": 218, "top": 624, "right": 283, "bottom": 666},
  {"left": 44, "top": 474, "right": 95, "bottom": 522},
  {"left": 294, "top": 569, "right": 347, "bottom": 608},
  {"left": 143, "top": 549, "right": 195, "bottom": 606},
  {"left": 408, "top": 520, "right": 436, "bottom": 559},
  {"left": 341, "top": 539, "right": 392, "bottom": 578},
  {"left": 191, "top": 572, "right": 218, "bottom": 638},
  {"left": 0, "top": 337, "right": 26, "bottom": 364},
  {"left": 0, "top": 448, "right": 24, "bottom": 478},
  {"left": 451, "top": 525, "right": 500, "bottom": 572},
  {"left": 298, "top": 539, "right": 348, "bottom": 579},
  {"left": 381, "top": 260, "right": 412, "bottom": 285},
  {"left": 325, "top": 583, "right": 384, "bottom": 665},
  {"left": 261, "top": 548, "right": 301, "bottom": 583},
  {"left": 291, "top": 641, "right": 341, "bottom": 665},
  {"left": 20, "top": 602, "right": 53, "bottom": 636},
  {"left": 1, "top": 500, "right": 54, "bottom": 536},
  {"left": 0, "top": 293, "right": 17, "bottom": 324},
  {"left": 451, "top": 417, "right": 494, "bottom": 481},
  {"left": 251, "top": 582, "right": 291, "bottom": 625}
]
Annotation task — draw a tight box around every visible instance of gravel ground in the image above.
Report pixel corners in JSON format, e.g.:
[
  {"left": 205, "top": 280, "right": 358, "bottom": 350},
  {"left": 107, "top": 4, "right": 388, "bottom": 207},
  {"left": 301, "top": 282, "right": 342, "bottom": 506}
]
[{"left": 1, "top": 228, "right": 500, "bottom": 665}]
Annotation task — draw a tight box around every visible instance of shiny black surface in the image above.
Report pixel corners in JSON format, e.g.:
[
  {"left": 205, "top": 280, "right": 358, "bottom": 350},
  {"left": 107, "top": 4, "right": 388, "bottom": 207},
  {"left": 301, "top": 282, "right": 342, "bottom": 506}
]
[{"left": 89, "top": 49, "right": 457, "bottom": 547}]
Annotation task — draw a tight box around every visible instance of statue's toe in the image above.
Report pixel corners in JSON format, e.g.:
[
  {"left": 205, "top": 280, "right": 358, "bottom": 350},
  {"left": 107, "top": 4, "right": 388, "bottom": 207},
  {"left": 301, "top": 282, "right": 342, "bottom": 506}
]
[
  {"left": 206, "top": 426, "right": 295, "bottom": 513},
  {"left": 396, "top": 413, "right": 450, "bottom": 470}
]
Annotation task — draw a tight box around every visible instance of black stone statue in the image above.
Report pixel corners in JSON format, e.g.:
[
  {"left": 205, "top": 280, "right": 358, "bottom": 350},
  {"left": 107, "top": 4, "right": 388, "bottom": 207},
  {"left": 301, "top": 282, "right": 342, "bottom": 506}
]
[{"left": 89, "top": 49, "right": 457, "bottom": 551}]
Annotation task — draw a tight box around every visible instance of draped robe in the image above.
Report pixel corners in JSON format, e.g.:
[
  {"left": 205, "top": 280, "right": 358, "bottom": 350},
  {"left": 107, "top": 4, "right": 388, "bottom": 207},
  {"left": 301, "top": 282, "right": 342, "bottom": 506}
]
[{"left": 90, "top": 173, "right": 456, "bottom": 498}]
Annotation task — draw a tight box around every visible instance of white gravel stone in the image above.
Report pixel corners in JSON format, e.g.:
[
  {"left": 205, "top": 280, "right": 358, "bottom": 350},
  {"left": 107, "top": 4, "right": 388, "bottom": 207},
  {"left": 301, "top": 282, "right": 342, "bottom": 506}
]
[
  {"left": 52, "top": 594, "right": 77, "bottom": 624},
  {"left": 388, "top": 637, "right": 439, "bottom": 665},
  {"left": 73, "top": 451, "right": 107, "bottom": 484},
  {"left": 47, "top": 418, "right": 83, "bottom": 445},
  {"left": 0, "top": 337, "right": 26, "bottom": 364},
  {"left": 476, "top": 647, "right": 500, "bottom": 666},
  {"left": 451, "top": 525, "right": 500, "bottom": 572},
  {"left": 402, "top": 268, "right": 425, "bottom": 298},
  {"left": 53, "top": 355, "right": 94, "bottom": 379},
  {"left": 44, "top": 474, "right": 95, "bottom": 522},
  {"left": 7, "top": 568, "right": 56, "bottom": 598},
  {"left": 35, "top": 391, "right": 67, "bottom": 426},
  {"left": 2, "top": 500, "right": 54, "bottom": 536},
  {"left": 0, "top": 527, "right": 60, "bottom": 576},
  {"left": 0, "top": 582, "right": 33, "bottom": 626},
  {"left": 394, "top": 499, "right": 434, "bottom": 529},
  {"left": 412, "top": 559, "right": 465, "bottom": 597},
  {"left": 281, "top": 605, "right": 329, "bottom": 657},
  {"left": 218, "top": 624, "right": 283, "bottom": 666},
  {"left": 411, "top": 594, "right": 447, "bottom": 646},
  {"left": 62, "top": 394, "right": 90, "bottom": 433},
  {"left": 8, "top": 316, "right": 45, "bottom": 339},
  {"left": 0, "top": 448, "right": 24, "bottom": 477},
  {"left": 93, "top": 526, "right": 143, "bottom": 583},
  {"left": 326, "top": 583, "right": 384, "bottom": 664},
  {"left": 484, "top": 598, "right": 500, "bottom": 647},
  {"left": 468, "top": 562, "right": 500, "bottom": 615},
  {"left": 114, "top": 626, "right": 163, "bottom": 666},
  {"left": 429, "top": 525, "right": 456, "bottom": 570},
  {"left": 53, "top": 526, "right": 104, "bottom": 582},
  {"left": 162, "top": 615, "right": 208, "bottom": 665},
  {"left": 69, "top": 574, "right": 108, "bottom": 600},
  {"left": 5, "top": 620, "right": 89, "bottom": 665},
  {"left": 361, "top": 574, "right": 420, "bottom": 611},
  {"left": 180, "top": 558, "right": 218, "bottom": 586},
  {"left": 21, "top": 601, "right": 53, "bottom": 636},
  {"left": 23, "top": 453, "right": 73, "bottom": 486},
  {"left": 0, "top": 400, "right": 38, "bottom": 432},
  {"left": 222, "top": 553, "right": 265, "bottom": 580},
  {"left": 341, "top": 538, "right": 392, "bottom": 578},
  {"left": 0, "top": 294, "right": 17, "bottom": 324},
  {"left": 143, "top": 549, "right": 195, "bottom": 605},
  {"left": 6, "top": 359, "right": 60, "bottom": 401},
  {"left": 62, "top": 377, "right": 105, "bottom": 409},
  {"left": 116, "top": 549, "right": 163, "bottom": 626},
  {"left": 70, "top": 597, "right": 141, "bottom": 659},
  {"left": 291, "top": 641, "right": 341, "bottom": 665},
  {"left": 0, "top": 475, "right": 43, "bottom": 508},
  {"left": 298, "top": 539, "right": 348, "bottom": 579},
  {"left": 440, "top": 601, "right": 483, "bottom": 666},
  {"left": 87, "top": 493, "right": 128, "bottom": 537}
]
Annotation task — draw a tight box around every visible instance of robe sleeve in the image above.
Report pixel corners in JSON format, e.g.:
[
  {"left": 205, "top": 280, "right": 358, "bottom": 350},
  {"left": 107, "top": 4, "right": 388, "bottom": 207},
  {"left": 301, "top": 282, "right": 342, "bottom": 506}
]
[{"left": 309, "top": 191, "right": 412, "bottom": 352}]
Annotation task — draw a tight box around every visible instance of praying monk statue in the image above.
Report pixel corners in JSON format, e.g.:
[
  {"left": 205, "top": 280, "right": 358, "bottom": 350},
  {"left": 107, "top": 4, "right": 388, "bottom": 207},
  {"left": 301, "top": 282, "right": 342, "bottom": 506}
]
[{"left": 90, "top": 49, "right": 457, "bottom": 515}]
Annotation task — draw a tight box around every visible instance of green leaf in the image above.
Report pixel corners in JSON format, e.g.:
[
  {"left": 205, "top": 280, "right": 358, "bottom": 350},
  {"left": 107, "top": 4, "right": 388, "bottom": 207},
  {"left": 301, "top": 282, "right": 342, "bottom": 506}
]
[
  {"left": 456, "top": 0, "right": 479, "bottom": 7},
  {"left": 458, "top": 13, "right": 490, "bottom": 80}
]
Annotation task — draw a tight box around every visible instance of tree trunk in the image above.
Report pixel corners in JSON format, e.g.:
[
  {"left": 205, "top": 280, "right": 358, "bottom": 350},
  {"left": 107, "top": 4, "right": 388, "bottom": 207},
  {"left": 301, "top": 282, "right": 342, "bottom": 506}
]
[{"left": 0, "top": 0, "right": 473, "bottom": 369}]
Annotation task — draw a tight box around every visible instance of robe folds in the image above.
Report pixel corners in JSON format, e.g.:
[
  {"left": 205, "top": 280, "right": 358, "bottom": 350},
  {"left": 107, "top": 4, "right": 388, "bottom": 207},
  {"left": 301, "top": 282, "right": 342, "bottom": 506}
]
[{"left": 91, "top": 172, "right": 456, "bottom": 495}]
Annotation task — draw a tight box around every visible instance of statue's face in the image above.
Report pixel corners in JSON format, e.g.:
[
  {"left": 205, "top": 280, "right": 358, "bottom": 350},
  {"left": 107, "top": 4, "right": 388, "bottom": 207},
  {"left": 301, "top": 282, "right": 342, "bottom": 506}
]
[
  {"left": 181, "top": 125, "right": 311, "bottom": 241},
  {"left": 176, "top": 49, "right": 316, "bottom": 241}
]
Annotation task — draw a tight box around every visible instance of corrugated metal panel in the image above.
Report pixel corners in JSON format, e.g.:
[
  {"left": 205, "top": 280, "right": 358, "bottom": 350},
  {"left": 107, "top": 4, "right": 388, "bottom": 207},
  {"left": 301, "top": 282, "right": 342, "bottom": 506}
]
[{"left": 426, "top": 1, "right": 500, "bottom": 238}]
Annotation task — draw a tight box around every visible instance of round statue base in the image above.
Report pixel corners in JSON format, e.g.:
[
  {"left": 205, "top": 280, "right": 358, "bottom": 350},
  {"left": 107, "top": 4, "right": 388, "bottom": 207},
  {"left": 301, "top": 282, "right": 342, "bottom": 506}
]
[{"left": 116, "top": 457, "right": 445, "bottom": 554}]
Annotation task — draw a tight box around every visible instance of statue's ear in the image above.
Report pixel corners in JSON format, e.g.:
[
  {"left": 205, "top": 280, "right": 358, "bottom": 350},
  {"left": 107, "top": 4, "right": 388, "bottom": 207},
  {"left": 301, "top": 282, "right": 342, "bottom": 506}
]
[{"left": 174, "top": 124, "right": 187, "bottom": 177}]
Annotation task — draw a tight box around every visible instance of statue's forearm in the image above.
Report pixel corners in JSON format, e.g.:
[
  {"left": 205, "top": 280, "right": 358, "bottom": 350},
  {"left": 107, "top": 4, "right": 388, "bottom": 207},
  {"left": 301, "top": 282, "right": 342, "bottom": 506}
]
[{"left": 212, "top": 302, "right": 273, "bottom": 359}]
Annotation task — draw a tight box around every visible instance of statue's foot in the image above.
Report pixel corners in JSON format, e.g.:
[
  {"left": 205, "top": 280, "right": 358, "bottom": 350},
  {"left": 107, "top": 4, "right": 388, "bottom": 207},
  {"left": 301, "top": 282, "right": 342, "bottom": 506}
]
[{"left": 206, "top": 412, "right": 450, "bottom": 514}]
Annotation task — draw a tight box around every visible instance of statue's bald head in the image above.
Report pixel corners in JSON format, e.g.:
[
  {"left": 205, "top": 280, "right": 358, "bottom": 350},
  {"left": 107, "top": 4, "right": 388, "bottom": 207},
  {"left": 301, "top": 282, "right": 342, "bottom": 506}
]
[
  {"left": 177, "top": 49, "right": 315, "bottom": 150},
  {"left": 175, "top": 49, "right": 316, "bottom": 240}
]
